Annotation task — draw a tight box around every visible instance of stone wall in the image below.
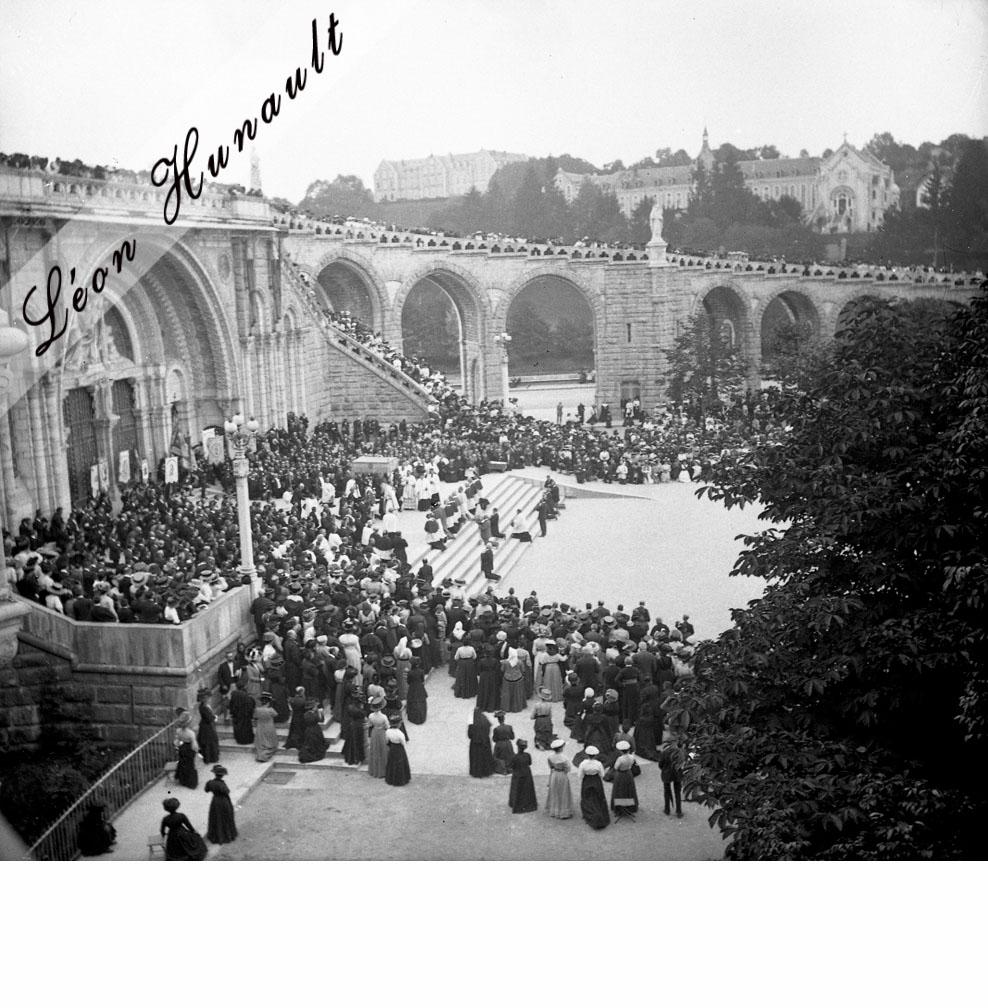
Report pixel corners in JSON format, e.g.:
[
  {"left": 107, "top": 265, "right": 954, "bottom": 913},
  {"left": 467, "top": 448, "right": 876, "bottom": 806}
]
[
  {"left": 302, "top": 327, "right": 432, "bottom": 425},
  {"left": 0, "top": 648, "right": 192, "bottom": 754}
]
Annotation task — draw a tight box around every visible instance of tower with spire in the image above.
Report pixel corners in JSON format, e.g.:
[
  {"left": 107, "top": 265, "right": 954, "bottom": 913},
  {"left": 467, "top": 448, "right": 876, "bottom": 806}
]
[{"left": 697, "top": 126, "right": 715, "bottom": 170}]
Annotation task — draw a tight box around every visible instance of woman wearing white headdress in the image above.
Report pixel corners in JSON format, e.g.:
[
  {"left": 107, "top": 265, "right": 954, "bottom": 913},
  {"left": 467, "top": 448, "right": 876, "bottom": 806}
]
[
  {"left": 452, "top": 633, "right": 478, "bottom": 700},
  {"left": 499, "top": 648, "right": 526, "bottom": 713}
]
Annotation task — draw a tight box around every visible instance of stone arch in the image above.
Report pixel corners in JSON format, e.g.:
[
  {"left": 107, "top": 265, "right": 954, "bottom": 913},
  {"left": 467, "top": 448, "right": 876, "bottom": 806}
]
[
  {"left": 305, "top": 248, "right": 388, "bottom": 333},
  {"left": 71, "top": 233, "right": 239, "bottom": 397},
  {"left": 491, "top": 265, "right": 605, "bottom": 379},
  {"left": 690, "top": 279, "right": 757, "bottom": 388},
  {"left": 757, "top": 288, "right": 822, "bottom": 365},
  {"left": 392, "top": 262, "right": 489, "bottom": 401}
]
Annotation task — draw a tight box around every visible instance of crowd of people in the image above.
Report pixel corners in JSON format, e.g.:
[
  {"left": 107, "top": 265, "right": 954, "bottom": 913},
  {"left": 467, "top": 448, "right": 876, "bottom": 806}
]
[
  {"left": 191, "top": 576, "right": 695, "bottom": 838},
  {"left": 3, "top": 321, "right": 786, "bottom": 627}
]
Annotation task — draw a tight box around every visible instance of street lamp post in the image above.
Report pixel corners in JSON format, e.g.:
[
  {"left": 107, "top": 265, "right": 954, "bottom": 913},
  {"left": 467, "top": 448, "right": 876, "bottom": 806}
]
[
  {"left": 0, "top": 310, "right": 30, "bottom": 664},
  {"left": 223, "top": 412, "right": 260, "bottom": 596},
  {"left": 495, "top": 331, "right": 511, "bottom": 410}
]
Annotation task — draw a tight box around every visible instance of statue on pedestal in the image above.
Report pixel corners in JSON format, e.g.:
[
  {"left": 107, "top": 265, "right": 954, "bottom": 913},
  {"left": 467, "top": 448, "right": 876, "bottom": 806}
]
[
  {"left": 647, "top": 199, "right": 668, "bottom": 266},
  {"left": 649, "top": 199, "right": 665, "bottom": 246}
]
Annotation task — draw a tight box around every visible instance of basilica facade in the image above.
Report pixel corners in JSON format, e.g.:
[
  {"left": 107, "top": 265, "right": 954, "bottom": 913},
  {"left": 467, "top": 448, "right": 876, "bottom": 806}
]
[{"left": 554, "top": 131, "right": 900, "bottom": 234}]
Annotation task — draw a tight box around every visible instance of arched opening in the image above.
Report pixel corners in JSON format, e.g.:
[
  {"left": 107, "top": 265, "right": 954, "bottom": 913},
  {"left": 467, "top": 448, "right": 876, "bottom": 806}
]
[
  {"left": 315, "top": 259, "right": 378, "bottom": 330},
  {"left": 700, "top": 285, "right": 749, "bottom": 350},
  {"left": 399, "top": 269, "right": 484, "bottom": 399},
  {"left": 760, "top": 291, "right": 820, "bottom": 379},
  {"left": 503, "top": 275, "right": 595, "bottom": 378}
]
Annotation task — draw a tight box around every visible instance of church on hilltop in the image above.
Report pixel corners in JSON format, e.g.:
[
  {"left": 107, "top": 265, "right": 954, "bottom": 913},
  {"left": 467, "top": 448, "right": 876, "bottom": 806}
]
[{"left": 554, "top": 130, "right": 900, "bottom": 234}]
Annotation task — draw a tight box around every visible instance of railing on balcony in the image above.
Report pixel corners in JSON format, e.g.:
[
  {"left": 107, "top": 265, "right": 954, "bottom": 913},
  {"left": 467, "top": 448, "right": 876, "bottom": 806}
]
[
  {"left": 18, "top": 585, "right": 253, "bottom": 675},
  {"left": 0, "top": 164, "right": 272, "bottom": 222},
  {"left": 24, "top": 716, "right": 182, "bottom": 861}
]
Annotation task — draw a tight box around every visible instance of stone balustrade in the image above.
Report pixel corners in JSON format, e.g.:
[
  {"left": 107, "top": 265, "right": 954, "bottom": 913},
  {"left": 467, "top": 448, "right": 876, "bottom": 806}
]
[
  {"left": 17, "top": 585, "right": 253, "bottom": 677},
  {"left": 0, "top": 165, "right": 269, "bottom": 222}
]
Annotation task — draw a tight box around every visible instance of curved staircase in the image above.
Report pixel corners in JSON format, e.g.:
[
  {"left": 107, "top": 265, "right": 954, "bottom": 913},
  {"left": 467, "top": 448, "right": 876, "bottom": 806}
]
[{"left": 282, "top": 259, "right": 437, "bottom": 414}]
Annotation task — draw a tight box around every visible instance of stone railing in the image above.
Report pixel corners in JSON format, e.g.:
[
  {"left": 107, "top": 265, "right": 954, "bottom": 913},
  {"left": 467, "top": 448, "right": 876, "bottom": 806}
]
[
  {"left": 0, "top": 165, "right": 271, "bottom": 223},
  {"left": 277, "top": 213, "right": 651, "bottom": 262},
  {"left": 668, "top": 252, "right": 984, "bottom": 286},
  {"left": 17, "top": 585, "right": 252, "bottom": 676},
  {"left": 282, "top": 260, "right": 438, "bottom": 408}
]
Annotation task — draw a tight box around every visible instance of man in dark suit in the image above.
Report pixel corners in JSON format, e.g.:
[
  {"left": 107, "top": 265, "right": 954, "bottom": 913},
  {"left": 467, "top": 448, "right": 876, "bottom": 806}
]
[{"left": 217, "top": 649, "right": 236, "bottom": 722}]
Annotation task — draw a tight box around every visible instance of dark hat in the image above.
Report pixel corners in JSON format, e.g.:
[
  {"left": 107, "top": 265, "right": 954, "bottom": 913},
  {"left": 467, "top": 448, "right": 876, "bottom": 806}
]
[
  {"left": 516, "top": 738, "right": 528, "bottom": 750},
  {"left": 196, "top": 687, "right": 210, "bottom": 698},
  {"left": 212, "top": 764, "right": 228, "bottom": 776},
  {"left": 162, "top": 797, "right": 180, "bottom": 812}
]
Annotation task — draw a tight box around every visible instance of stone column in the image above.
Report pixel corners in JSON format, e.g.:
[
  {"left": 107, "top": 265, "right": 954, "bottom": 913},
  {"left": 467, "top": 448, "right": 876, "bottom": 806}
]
[
  {"left": 26, "top": 386, "right": 53, "bottom": 513},
  {"left": 41, "top": 373, "right": 72, "bottom": 511},
  {"left": 238, "top": 336, "right": 254, "bottom": 421},
  {"left": 256, "top": 335, "right": 270, "bottom": 426}
]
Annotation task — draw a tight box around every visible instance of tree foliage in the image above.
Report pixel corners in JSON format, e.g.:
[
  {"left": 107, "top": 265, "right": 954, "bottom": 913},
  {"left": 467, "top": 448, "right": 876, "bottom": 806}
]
[
  {"left": 661, "top": 313, "right": 748, "bottom": 417},
  {"left": 668, "top": 290, "right": 988, "bottom": 858}
]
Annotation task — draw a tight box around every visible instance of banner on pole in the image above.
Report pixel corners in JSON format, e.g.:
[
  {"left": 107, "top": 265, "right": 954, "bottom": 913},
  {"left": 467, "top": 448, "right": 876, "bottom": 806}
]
[
  {"left": 118, "top": 450, "right": 131, "bottom": 485},
  {"left": 207, "top": 436, "right": 224, "bottom": 465},
  {"left": 90, "top": 464, "right": 100, "bottom": 498},
  {"left": 141, "top": 458, "right": 150, "bottom": 483},
  {"left": 98, "top": 459, "right": 109, "bottom": 491},
  {"left": 164, "top": 456, "right": 179, "bottom": 484}
]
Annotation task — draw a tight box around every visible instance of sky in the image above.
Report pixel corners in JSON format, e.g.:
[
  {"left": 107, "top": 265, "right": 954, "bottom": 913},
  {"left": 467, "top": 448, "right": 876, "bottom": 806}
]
[{"left": 1, "top": 0, "right": 986, "bottom": 203}]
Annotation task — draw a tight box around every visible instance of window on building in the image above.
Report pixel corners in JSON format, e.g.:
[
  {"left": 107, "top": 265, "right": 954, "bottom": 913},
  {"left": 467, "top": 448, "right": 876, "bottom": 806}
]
[{"left": 626, "top": 322, "right": 632, "bottom": 343}]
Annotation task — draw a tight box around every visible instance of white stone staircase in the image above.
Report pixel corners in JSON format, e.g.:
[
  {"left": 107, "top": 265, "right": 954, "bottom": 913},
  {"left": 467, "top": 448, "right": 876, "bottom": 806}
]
[{"left": 404, "top": 474, "right": 547, "bottom": 600}]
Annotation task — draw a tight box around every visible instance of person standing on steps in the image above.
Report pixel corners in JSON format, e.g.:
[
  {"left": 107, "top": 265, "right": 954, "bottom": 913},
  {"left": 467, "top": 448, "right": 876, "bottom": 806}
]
[
  {"left": 196, "top": 688, "right": 219, "bottom": 765},
  {"left": 556, "top": 401, "right": 564, "bottom": 425},
  {"left": 480, "top": 540, "right": 500, "bottom": 582},
  {"left": 536, "top": 497, "right": 549, "bottom": 538}
]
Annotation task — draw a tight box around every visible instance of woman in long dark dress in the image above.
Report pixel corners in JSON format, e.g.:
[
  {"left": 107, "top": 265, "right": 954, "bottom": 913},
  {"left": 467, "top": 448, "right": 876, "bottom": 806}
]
[
  {"left": 405, "top": 659, "right": 428, "bottom": 725},
  {"left": 582, "top": 702, "right": 613, "bottom": 759},
  {"left": 475, "top": 645, "right": 500, "bottom": 712},
  {"left": 173, "top": 712, "right": 199, "bottom": 789},
  {"left": 342, "top": 689, "right": 366, "bottom": 766},
  {"left": 204, "top": 765, "right": 238, "bottom": 845},
  {"left": 633, "top": 696, "right": 660, "bottom": 762},
  {"left": 608, "top": 741, "right": 641, "bottom": 819},
  {"left": 160, "top": 797, "right": 208, "bottom": 860},
  {"left": 384, "top": 717, "right": 412, "bottom": 786},
  {"left": 508, "top": 739, "right": 538, "bottom": 813},
  {"left": 499, "top": 649, "right": 527, "bottom": 713},
  {"left": 196, "top": 689, "right": 219, "bottom": 765},
  {"left": 298, "top": 708, "right": 328, "bottom": 763},
  {"left": 284, "top": 687, "right": 308, "bottom": 750},
  {"left": 453, "top": 641, "right": 479, "bottom": 700},
  {"left": 267, "top": 666, "right": 291, "bottom": 724},
  {"left": 77, "top": 802, "right": 116, "bottom": 856},
  {"left": 491, "top": 710, "right": 515, "bottom": 774},
  {"left": 578, "top": 746, "right": 610, "bottom": 829},
  {"left": 229, "top": 685, "right": 255, "bottom": 745},
  {"left": 468, "top": 708, "right": 495, "bottom": 778}
]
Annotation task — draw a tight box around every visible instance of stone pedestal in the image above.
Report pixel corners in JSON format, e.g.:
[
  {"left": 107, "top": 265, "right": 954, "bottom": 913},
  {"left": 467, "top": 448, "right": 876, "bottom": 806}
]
[{"left": 647, "top": 237, "right": 669, "bottom": 266}]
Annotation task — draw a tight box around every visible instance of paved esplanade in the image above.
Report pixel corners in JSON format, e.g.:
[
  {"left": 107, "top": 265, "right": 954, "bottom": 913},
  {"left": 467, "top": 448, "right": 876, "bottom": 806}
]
[{"left": 94, "top": 457, "right": 763, "bottom": 860}]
